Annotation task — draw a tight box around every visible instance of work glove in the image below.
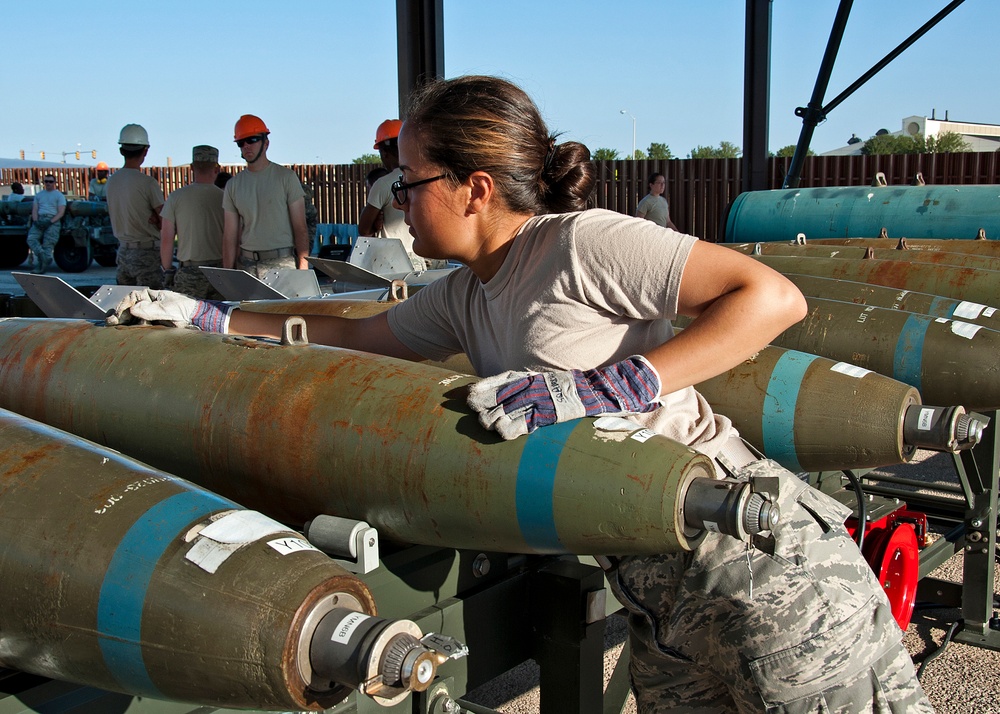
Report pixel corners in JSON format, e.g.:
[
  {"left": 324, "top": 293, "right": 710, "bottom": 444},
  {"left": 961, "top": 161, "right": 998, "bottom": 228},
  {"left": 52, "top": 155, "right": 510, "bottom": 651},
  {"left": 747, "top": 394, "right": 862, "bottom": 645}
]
[
  {"left": 161, "top": 266, "right": 176, "bottom": 288},
  {"left": 106, "top": 289, "right": 234, "bottom": 333},
  {"left": 467, "top": 355, "right": 662, "bottom": 440}
]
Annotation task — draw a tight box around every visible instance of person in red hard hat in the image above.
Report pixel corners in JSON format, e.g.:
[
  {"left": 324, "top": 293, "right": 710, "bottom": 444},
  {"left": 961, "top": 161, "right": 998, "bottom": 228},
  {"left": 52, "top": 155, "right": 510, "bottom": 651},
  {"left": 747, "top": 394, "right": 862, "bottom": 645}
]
[
  {"left": 89, "top": 162, "right": 111, "bottom": 201},
  {"left": 357, "top": 119, "right": 430, "bottom": 271},
  {"left": 221, "top": 114, "right": 308, "bottom": 276}
]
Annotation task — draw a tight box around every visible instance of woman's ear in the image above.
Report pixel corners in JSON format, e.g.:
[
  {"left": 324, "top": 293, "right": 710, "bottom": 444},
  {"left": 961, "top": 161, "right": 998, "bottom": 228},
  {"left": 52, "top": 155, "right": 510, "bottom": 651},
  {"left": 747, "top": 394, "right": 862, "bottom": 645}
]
[{"left": 466, "top": 171, "right": 495, "bottom": 215}]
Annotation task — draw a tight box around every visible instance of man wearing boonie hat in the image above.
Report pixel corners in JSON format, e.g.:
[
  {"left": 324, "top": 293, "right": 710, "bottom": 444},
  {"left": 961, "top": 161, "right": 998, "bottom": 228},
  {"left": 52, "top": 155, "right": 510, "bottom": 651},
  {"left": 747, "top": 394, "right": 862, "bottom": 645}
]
[
  {"left": 159, "top": 145, "right": 225, "bottom": 300},
  {"left": 222, "top": 114, "right": 308, "bottom": 277},
  {"left": 106, "top": 123, "right": 165, "bottom": 288}
]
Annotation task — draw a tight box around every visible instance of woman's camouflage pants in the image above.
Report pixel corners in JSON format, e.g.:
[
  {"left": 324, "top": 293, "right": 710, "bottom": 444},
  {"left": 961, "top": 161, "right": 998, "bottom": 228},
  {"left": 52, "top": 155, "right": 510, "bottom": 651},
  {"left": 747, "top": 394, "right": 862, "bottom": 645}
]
[{"left": 612, "top": 461, "right": 933, "bottom": 713}]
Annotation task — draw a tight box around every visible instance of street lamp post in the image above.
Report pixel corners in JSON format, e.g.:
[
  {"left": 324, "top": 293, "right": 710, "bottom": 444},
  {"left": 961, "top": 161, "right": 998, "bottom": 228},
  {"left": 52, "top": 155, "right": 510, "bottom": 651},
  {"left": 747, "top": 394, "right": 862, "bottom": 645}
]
[{"left": 620, "top": 109, "right": 636, "bottom": 159}]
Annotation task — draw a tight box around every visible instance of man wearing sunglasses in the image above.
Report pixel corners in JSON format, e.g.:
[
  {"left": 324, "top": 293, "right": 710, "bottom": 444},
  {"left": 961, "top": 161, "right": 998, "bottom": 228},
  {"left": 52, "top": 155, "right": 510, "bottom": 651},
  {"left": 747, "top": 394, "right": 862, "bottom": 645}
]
[
  {"left": 106, "top": 123, "right": 165, "bottom": 288},
  {"left": 26, "top": 174, "right": 66, "bottom": 274},
  {"left": 222, "top": 114, "right": 308, "bottom": 276}
]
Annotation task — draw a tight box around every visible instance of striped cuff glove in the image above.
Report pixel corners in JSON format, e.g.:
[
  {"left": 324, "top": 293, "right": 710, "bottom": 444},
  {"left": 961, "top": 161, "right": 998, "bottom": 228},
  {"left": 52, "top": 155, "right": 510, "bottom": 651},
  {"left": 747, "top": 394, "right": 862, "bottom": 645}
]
[
  {"left": 189, "top": 300, "right": 234, "bottom": 333},
  {"left": 467, "top": 355, "right": 662, "bottom": 440},
  {"left": 107, "top": 289, "right": 234, "bottom": 333}
]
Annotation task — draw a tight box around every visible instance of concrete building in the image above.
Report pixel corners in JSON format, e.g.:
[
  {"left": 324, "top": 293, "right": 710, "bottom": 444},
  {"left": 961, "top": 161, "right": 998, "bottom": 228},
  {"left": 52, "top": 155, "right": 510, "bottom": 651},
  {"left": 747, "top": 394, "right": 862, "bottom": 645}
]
[{"left": 822, "top": 112, "right": 1000, "bottom": 155}]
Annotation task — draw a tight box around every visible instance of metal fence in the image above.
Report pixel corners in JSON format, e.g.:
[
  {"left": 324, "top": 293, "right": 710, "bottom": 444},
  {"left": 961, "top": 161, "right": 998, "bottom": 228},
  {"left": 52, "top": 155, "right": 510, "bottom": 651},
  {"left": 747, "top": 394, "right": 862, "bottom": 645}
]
[{"left": 5, "top": 152, "right": 1000, "bottom": 243}]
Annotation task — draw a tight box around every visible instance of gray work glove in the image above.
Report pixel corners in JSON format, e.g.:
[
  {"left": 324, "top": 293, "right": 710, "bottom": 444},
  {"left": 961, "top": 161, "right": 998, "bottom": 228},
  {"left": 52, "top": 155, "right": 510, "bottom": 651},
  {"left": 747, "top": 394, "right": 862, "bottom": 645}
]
[
  {"left": 467, "top": 355, "right": 662, "bottom": 440},
  {"left": 106, "top": 289, "right": 234, "bottom": 333}
]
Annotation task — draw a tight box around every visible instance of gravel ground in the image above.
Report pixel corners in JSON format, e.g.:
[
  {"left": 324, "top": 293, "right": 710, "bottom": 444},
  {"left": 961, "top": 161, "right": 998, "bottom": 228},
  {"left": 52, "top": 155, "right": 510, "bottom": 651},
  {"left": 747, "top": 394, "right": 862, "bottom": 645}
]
[{"left": 888, "top": 450, "right": 1000, "bottom": 714}]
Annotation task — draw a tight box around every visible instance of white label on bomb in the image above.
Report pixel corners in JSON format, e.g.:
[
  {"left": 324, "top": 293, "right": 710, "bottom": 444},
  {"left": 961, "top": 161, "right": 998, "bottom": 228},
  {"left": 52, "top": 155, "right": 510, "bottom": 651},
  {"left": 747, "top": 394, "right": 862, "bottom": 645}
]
[
  {"left": 918, "top": 408, "right": 935, "bottom": 431},
  {"left": 831, "top": 362, "right": 873, "bottom": 379},
  {"left": 331, "top": 612, "right": 370, "bottom": 644},
  {"left": 950, "top": 321, "right": 982, "bottom": 340},
  {"left": 267, "top": 537, "right": 320, "bottom": 555},
  {"left": 954, "top": 301, "right": 986, "bottom": 320},
  {"left": 630, "top": 429, "right": 656, "bottom": 443}
]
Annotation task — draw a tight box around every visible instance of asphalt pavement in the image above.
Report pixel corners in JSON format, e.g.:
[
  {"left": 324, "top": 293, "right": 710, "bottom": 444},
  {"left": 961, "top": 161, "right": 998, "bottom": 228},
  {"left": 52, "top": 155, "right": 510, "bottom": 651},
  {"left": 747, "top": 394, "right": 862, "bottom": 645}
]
[{"left": 0, "top": 260, "right": 118, "bottom": 297}]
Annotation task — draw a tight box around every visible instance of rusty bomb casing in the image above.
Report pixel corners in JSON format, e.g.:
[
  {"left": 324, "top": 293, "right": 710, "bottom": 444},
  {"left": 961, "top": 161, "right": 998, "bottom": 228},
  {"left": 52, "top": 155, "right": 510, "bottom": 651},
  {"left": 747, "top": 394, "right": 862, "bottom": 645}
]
[
  {"left": 727, "top": 241, "right": 1000, "bottom": 273},
  {"left": 692, "top": 344, "right": 920, "bottom": 472},
  {"left": 753, "top": 254, "right": 1000, "bottom": 306},
  {"left": 0, "top": 318, "right": 719, "bottom": 556},
  {"left": 781, "top": 274, "right": 1000, "bottom": 331},
  {"left": 0, "top": 408, "right": 376, "bottom": 711},
  {"left": 775, "top": 297, "right": 1000, "bottom": 410},
  {"left": 246, "top": 300, "right": 940, "bottom": 471},
  {"left": 806, "top": 237, "right": 1000, "bottom": 257}
]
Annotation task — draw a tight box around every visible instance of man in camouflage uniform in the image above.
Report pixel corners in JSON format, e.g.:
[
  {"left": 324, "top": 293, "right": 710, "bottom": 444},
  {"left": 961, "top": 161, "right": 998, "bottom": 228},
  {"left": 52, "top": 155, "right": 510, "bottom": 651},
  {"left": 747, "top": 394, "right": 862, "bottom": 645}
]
[
  {"left": 301, "top": 178, "right": 318, "bottom": 248},
  {"left": 222, "top": 114, "right": 309, "bottom": 278},
  {"left": 105, "top": 123, "right": 164, "bottom": 288},
  {"left": 159, "top": 145, "right": 225, "bottom": 300},
  {"left": 27, "top": 174, "right": 66, "bottom": 274},
  {"left": 613, "top": 455, "right": 933, "bottom": 713}
]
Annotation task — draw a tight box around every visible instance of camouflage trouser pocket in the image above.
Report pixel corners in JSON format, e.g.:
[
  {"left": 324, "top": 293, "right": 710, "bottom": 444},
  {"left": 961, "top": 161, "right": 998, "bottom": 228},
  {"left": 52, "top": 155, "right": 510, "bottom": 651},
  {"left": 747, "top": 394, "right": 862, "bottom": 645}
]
[{"left": 747, "top": 595, "right": 898, "bottom": 711}]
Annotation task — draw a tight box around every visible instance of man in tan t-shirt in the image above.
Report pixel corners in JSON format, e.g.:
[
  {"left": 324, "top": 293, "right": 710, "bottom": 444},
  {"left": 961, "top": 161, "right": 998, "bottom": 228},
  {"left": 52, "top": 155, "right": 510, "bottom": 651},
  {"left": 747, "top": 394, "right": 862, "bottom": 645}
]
[
  {"left": 106, "top": 123, "right": 165, "bottom": 288},
  {"left": 222, "top": 114, "right": 308, "bottom": 278},
  {"left": 160, "top": 145, "right": 225, "bottom": 300}
]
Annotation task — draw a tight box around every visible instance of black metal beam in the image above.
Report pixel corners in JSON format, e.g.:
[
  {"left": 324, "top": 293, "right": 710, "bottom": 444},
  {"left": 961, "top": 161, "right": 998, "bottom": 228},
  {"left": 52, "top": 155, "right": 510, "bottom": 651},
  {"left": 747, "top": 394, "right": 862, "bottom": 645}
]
[
  {"left": 396, "top": 0, "right": 445, "bottom": 116},
  {"left": 742, "top": 0, "right": 772, "bottom": 193},
  {"left": 782, "top": 0, "right": 854, "bottom": 189},
  {"left": 821, "top": 0, "right": 966, "bottom": 118},
  {"left": 782, "top": 0, "right": 966, "bottom": 189}
]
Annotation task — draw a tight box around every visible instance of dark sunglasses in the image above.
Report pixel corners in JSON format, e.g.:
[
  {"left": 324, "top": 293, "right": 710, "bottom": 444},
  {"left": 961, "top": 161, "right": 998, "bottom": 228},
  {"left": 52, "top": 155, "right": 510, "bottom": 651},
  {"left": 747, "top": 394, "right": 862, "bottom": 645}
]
[
  {"left": 236, "top": 135, "right": 264, "bottom": 148},
  {"left": 43, "top": 179, "right": 55, "bottom": 183},
  {"left": 390, "top": 174, "right": 447, "bottom": 205}
]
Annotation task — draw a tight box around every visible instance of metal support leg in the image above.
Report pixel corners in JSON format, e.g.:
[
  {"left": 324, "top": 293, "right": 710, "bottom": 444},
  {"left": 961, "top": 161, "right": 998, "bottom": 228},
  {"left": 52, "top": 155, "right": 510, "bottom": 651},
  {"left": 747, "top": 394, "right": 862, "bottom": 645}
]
[
  {"left": 532, "top": 560, "right": 607, "bottom": 714},
  {"left": 954, "top": 410, "right": 1000, "bottom": 650},
  {"left": 602, "top": 638, "right": 632, "bottom": 714}
]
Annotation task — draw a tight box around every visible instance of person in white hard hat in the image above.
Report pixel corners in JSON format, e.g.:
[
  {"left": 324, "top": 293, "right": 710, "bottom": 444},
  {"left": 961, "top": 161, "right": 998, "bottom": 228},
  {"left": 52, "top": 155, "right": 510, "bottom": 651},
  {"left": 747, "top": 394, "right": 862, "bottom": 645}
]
[{"left": 105, "top": 123, "right": 165, "bottom": 288}]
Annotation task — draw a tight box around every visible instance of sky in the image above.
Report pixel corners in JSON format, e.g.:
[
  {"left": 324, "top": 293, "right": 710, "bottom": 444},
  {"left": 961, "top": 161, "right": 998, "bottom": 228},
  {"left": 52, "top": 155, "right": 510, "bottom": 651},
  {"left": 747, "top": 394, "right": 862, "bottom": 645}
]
[{"left": 3, "top": 0, "right": 996, "bottom": 167}]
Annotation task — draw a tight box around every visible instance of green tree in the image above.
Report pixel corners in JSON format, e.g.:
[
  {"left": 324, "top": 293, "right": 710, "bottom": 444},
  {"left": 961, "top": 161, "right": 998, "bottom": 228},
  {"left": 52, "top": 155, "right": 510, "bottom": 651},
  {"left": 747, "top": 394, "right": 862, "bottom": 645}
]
[
  {"left": 592, "top": 147, "right": 620, "bottom": 161},
  {"left": 773, "top": 144, "right": 813, "bottom": 158},
  {"left": 353, "top": 153, "right": 382, "bottom": 165},
  {"left": 860, "top": 131, "right": 970, "bottom": 156},
  {"left": 860, "top": 133, "right": 920, "bottom": 155},
  {"left": 925, "top": 131, "right": 971, "bottom": 153},
  {"left": 647, "top": 142, "right": 674, "bottom": 160},
  {"left": 631, "top": 149, "right": 648, "bottom": 160},
  {"left": 689, "top": 141, "right": 742, "bottom": 159}
]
